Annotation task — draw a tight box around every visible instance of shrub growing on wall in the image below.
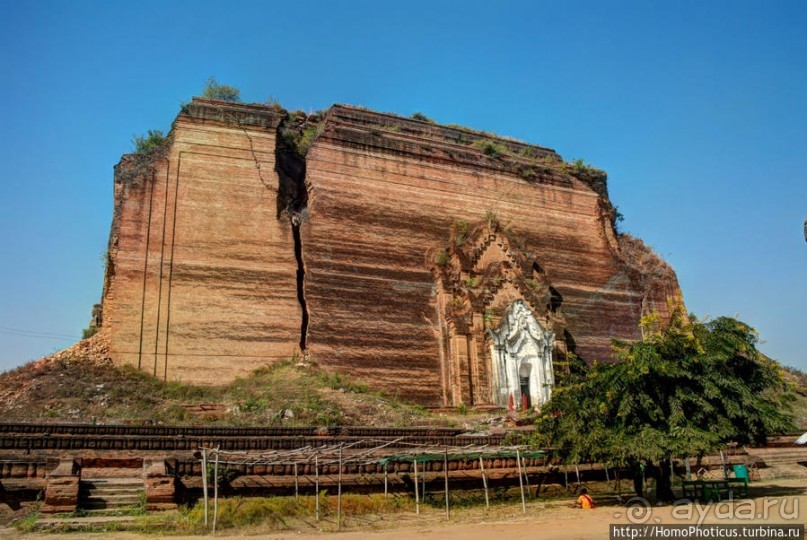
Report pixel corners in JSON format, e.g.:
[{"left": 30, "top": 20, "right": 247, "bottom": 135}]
[{"left": 202, "top": 76, "right": 241, "bottom": 102}]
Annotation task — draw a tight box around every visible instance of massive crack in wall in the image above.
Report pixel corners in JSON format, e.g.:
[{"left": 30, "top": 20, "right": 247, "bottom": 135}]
[
  {"left": 100, "top": 98, "right": 684, "bottom": 401},
  {"left": 274, "top": 113, "right": 311, "bottom": 351}
]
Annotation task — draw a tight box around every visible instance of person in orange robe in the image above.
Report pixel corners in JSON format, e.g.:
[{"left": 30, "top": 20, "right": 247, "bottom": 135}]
[{"left": 575, "top": 488, "right": 596, "bottom": 509}]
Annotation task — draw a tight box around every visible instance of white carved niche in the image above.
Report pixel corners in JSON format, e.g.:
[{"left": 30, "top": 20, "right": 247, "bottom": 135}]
[{"left": 488, "top": 300, "right": 554, "bottom": 409}]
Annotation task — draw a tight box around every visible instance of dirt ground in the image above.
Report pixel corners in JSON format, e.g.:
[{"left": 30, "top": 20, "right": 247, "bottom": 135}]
[{"left": 7, "top": 478, "right": 805, "bottom": 540}]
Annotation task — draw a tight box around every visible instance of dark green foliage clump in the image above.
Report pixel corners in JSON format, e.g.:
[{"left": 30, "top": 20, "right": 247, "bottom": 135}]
[
  {"left": 202, "top": 76, "right": 241, "bottom": 102},
  {"left": 131, "top": 130, "right": 165, "bottom": 154},
  {"left": 411, "top": 112, "right": 435, "bottom": 123},
  {"left": 81, "top": 325, "right": 98, "bottom": 339},
  {"left": 533, "top": 309, "right": 795, "bottom": 499}
]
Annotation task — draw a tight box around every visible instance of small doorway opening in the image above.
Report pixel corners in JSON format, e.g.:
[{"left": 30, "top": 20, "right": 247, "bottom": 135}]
[{"left": 519, "top": 377, "right": 531, "bottom": 409}]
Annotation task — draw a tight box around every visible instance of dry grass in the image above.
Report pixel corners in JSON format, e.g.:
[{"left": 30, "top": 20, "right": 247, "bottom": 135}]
[{"left": 0, "top": 339, "right": 435, "bottom": 427}]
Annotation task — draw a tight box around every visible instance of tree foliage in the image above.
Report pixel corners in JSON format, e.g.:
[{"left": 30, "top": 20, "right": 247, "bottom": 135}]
[
  {"left": 533, "top": 310, "right": 794, "bottom": 474},
  {"left": 131, "top": 129, "right": 165, "bottom": 154},
  {"left": 202, "top": 76, "right": 241, "bottom": 102}
]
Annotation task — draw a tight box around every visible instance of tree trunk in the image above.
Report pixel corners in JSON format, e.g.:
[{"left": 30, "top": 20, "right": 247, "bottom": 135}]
[
  {"left": 630, "top": 460, "right": 643, "bottom": 498},
  {"left": 656, "top": 457, "right": 676, "bottom": 502}
]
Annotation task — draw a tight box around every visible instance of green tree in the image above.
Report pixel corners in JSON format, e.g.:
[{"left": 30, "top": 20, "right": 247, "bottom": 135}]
[
  {"left": 533, "top": 310, "right": 794, "bottom": 500},
  {"left": 202, "top": 76, "right": 241, "bottom": 102}
]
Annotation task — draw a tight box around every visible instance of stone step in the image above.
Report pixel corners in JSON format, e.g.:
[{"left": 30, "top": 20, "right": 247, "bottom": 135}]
[
  {"left": 81, "top": 479, "right": 144, "bottom": 493},
  {"left": 36, "top": 515, "right": 137, "bottom": 530},
  {"left": 82, "top": 486, "right": 144, "bottom": 497},
  {"left": 81, "top": 495, "right": 143, "bottom": 510},
  {"left": 81, "top": 477, "right": 144, "bottom": 486}
]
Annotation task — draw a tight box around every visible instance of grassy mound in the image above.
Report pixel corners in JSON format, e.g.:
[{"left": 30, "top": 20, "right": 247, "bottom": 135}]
[{"left": 0, "top": 334, "right": 432, "bottom": 426}]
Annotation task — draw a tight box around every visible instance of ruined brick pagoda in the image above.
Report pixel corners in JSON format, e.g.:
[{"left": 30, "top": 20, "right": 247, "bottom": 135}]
[{"left": 100, "top": 98, "right": 683, "bottom": 408}]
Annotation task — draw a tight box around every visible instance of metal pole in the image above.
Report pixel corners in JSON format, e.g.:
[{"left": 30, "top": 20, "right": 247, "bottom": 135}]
[
  {"left": 337, "top": 445, "right": 343, "bottom": 531},
  {"left": 213, "top": 449, "right": 219, "bottom": 534},
  {"left": 413, "top": 457, "right": 420, "bottom": 515},
  {"left": 201, "top": 448, "right": 209, "bottom": 528},
  {"left": 444, "top": 448, "right": 450, "bottom": 519},
  {"left": 384, "top": 463, "right": 388, "bottom": 498},
  {"left": 479, "top": 456, "right": 489, "bottom": 510},
  {"left": 314, "top": 455, "right": 320, "bottom": 521},
  {"left": 294, "top": 463, "right": 299, "bottom": 501},
  {"left": 516, "top": 448, "right": 526, "bottom": 514}
]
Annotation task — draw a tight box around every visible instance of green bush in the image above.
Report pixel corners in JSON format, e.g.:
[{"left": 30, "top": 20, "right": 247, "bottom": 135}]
[
  {"left": 81, "top": 325, "right": 98, "bottom": 339},
  {"left": 435, "top": 250, "right": 450, "bottom": 266},
  {"left": 132, "top": 129, "right": 165, "bottom": 154},
  {"left": 452, "top": 219, "right": 469, "bottom": 244},
  {"left": 411, "top": 112, "right": 435, "bottom": 123},
  {"left": 202, "top": 76, "right": 241, "bottom": 102},
  {"left": 473, "top": 139, "right": 508, "bottom": 158}
]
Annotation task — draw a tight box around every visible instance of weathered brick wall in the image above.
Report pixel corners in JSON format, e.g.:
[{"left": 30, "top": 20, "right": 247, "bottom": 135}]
[
  {"left": 102, "top": 100, "right": 301, "bottom": 384},
  {"left": 101, "top": 100, "right": 682, "bottom": 402},
  {"left": 302, "top": 106, "right": 681, "bottom": 403}
]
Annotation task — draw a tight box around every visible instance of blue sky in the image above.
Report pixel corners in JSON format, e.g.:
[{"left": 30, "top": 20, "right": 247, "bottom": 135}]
[{"left": 0, "top": 0, "right": 804, "bottom": 372}]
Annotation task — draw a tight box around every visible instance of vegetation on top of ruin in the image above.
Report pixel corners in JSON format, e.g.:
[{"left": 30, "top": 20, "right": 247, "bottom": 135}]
[
  {"left": 278, "top": 109, "right": 327, "bottom": 159},
  {"left": 201, "top": 76, "right": 241, "bottom": 102},
  {"left": 411, "top": 111, "right": 435, "bottom": 123},
  {"left": 131, "top": 129, "right": 166, "bottom": 154}
]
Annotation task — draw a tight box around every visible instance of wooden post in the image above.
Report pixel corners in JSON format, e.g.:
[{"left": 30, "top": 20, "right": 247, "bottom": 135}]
[
  {"left": 294, "top": 463, "right": 299, "bottom": 501},
  {"left": 337, "top": 445, "right": 343, "bottom": 531},
  {"left": 443, "top": 448, "right": 450, "bottom": 519},
  {"left": 605, "top": 465, "right": 610, "bottom": 485},
  {"left": 201, "top": 448, "right": 209, "bottom": 528},
  {"left": 212, "top": 449, "right": 219, "bottom": 534},
  {"left": 685, "top": 455, "right": 692, "bottom": 482},
  {"left": 516, "top": 448, "right": 526, "bottom": 514},
  {"left": 479, "top": 456, "right": 489, "bottom": 510},
  {"left": 422, "top": 461, "right": 427, "bottom": 500},
  {"left": 413, "top": 457, "right": 420, "bottom": 515},
  {"left": 575, "top": 463, "right": 581, "bottom": 485},
  {"left": 384, "top": 463, "right": 388, "bottom": 498},
  {"left": 314, "top": 455, "right": 320, "bottom": 522},
  {"left": 564, "top": 469, "right": 568, "bottom": 490},
  {"left": 522, "top": 454, "right": 531, "bottom": 497},
  {"left": 719, "top": 449, "right": 728, "bottom": 480}
]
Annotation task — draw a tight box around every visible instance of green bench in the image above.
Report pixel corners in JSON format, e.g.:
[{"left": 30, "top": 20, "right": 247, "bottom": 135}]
[{"left": 682, "top": 478, "right": 749, "bottom": 502}]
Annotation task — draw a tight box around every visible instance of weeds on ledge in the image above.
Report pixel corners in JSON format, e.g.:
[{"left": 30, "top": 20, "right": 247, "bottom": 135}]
[{"left": 473, "top": 139, "right": 509, "bottom": 158}]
